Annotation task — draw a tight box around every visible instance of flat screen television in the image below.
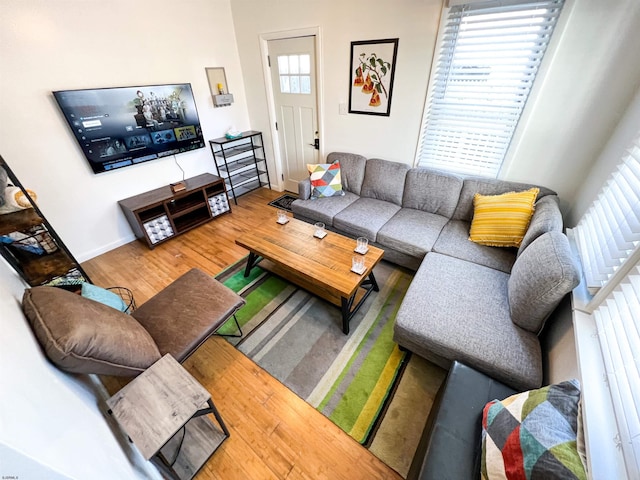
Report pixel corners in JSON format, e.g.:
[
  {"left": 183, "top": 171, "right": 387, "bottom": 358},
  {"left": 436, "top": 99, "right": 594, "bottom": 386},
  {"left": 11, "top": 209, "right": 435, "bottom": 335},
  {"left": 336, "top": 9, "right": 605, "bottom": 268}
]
[{"left": 53, "top": 83, "right": 205, "bottom": 174}]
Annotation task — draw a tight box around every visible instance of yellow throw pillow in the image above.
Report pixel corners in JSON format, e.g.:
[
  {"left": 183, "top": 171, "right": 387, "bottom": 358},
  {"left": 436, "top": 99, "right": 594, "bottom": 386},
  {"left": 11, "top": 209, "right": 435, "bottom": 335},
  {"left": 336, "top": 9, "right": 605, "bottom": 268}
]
[{"left": 469, "top": 188, "right": 539, "bottom": 247}]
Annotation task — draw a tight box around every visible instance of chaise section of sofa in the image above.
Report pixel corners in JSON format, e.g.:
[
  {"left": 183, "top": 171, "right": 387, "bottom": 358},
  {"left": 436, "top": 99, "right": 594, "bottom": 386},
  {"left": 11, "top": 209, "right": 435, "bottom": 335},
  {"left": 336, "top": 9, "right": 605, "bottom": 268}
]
[{"left": 394, "top": 231, "right": 580, "bottom": 391}]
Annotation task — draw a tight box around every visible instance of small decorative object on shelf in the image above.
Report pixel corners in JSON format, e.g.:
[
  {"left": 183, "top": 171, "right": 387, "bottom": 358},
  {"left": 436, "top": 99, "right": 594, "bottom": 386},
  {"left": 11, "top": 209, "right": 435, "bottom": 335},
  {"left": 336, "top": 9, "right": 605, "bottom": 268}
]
[
  {"left": 209, "top": 131, "right": 271, "bottom": 205},
  {"left": 170, "top": 181, "right": 186, "bottom": 193},
  {"left": 119, "top": 173, "right": 230, "bottom": 249}
]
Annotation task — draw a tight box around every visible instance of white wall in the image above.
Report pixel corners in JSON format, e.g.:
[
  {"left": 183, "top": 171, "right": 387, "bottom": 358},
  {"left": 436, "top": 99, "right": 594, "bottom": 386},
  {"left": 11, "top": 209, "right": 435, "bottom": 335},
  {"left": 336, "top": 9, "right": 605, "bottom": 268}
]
[
  {"left": 0, "top": 0, "right": 249, "bottom": 261},
  {"left": 0, "top": 259, "right": 161, "bottom": 479},
  {"left": 229, "top": 0, "right": 444, "bottom": 175},
  {"left": 503, "top": 0, "right": 640, "bottom": 215},
  {"left": 567, "top": 85, "right": 640, "bottom": 226}
]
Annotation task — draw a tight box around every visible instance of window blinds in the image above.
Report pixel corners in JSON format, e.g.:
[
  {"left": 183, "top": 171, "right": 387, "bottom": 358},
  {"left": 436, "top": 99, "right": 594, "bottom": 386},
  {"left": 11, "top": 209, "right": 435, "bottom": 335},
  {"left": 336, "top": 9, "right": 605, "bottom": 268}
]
[
  {"left": 593, "top": 263, "right": 640, "bottom": 478},
  {"left": 416, "top": 0, "right": 564, "bottom": 177},
  {"left": 573, "top": 131, "right": 640, "bottom": 295},
  {"left": 570, "top": 129, "right": 640, "bottom": 478}
]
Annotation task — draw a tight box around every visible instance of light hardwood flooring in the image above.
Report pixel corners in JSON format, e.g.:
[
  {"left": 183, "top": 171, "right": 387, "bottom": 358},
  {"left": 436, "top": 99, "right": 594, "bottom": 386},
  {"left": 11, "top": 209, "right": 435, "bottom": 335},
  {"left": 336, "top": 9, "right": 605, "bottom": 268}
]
[{"left": 84, "top": 188, "right": 402, "bottom": 480}]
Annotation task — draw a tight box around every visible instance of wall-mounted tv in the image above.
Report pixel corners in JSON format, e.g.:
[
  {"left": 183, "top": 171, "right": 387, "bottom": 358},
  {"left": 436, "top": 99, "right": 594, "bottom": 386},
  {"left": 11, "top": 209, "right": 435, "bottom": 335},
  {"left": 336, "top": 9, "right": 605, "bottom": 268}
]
[{"left": 53, "top": 83, "right": 205, "bottom": 174}]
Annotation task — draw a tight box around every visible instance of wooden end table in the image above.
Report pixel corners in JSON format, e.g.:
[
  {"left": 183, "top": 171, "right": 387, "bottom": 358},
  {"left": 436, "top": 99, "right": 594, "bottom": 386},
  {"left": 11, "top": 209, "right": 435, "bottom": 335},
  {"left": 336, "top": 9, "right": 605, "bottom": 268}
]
[
  {"left": 235, "top": 217, "right": 384, "bottom": 334},
  {"left": 107, "top": 354, "right": 229, "bottom": 480}
]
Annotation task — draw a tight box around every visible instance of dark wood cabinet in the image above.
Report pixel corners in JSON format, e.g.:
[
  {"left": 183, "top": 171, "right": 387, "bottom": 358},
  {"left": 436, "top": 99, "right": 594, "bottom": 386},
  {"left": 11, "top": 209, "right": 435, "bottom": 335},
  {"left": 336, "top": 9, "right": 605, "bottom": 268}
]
[{"left": 118, "top": 173, "right": 230, "bottom": 248}]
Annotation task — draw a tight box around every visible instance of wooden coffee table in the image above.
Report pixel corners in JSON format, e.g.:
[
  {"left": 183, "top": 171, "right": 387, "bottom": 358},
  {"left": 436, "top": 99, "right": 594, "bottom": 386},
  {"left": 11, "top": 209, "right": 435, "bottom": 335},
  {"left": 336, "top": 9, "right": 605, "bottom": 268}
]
[{"left": 235, "top": 217, "right": 384, "bottom": 334}]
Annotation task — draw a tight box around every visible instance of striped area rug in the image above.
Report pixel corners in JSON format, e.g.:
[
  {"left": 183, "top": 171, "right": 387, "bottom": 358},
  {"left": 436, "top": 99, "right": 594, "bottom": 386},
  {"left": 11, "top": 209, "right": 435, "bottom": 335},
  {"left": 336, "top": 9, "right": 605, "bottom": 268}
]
[{"left": 215, "top": 258, "right": 413, "bottom": 445}]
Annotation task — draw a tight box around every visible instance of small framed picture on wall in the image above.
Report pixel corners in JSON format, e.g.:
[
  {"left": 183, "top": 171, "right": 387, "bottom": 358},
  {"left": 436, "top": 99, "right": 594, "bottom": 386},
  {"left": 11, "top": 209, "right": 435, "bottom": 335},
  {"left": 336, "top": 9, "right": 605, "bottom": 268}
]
[{"left": 348, "top": 38, "right": 399, "bottom": 116}]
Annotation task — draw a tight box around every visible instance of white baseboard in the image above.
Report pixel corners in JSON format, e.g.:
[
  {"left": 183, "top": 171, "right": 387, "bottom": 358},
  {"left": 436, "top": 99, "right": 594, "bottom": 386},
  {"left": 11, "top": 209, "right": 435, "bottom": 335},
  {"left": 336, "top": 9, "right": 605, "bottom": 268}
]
[{"left": 76, "top": 234, "right": 136, "bottom": 263}]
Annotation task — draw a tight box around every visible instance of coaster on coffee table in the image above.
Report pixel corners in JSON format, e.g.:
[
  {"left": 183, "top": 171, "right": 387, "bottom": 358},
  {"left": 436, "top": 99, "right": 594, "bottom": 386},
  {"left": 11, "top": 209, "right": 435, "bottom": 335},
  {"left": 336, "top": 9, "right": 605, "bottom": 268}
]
[{"left": 350, "top": 265, "right": 366, "bottom": 275}]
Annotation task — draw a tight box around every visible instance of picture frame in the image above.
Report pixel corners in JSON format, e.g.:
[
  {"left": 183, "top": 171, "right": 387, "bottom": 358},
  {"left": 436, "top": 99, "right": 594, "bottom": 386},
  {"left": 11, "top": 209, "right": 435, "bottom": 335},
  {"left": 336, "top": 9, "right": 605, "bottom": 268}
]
[{"left": 348, "top": 38, "right": 399, "bottom": 116}]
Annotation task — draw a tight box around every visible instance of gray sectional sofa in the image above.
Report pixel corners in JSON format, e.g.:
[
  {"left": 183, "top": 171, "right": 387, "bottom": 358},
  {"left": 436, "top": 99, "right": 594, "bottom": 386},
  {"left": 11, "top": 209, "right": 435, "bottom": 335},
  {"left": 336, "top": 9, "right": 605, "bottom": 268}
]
[{"left": 292, "top": 152, "right": 580, "bottom": 391}]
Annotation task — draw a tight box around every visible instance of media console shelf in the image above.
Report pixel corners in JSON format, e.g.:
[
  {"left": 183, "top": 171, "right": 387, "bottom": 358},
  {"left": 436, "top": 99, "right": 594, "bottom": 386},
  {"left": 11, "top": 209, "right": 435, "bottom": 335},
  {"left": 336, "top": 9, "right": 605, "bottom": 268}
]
[
  {"left": 119, "top": 173, "right": 230, "bottom": 248},
  {"left": 208, "top": 130, "right": 271, "bottom": 204}
]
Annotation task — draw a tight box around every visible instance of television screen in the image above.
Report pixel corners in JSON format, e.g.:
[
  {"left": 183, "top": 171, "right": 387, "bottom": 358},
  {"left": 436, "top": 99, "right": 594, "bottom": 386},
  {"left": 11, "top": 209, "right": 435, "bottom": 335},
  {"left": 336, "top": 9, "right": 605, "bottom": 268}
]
[{"left": 53, "top": 83, "right": 205, "bottom": 174}]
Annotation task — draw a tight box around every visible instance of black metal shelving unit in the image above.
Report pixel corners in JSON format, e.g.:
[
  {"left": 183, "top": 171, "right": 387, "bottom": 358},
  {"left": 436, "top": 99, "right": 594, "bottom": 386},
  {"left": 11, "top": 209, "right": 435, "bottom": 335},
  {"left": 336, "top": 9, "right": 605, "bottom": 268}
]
[{"left": 208, "top": 131, "right": 271, "bottom": 205}]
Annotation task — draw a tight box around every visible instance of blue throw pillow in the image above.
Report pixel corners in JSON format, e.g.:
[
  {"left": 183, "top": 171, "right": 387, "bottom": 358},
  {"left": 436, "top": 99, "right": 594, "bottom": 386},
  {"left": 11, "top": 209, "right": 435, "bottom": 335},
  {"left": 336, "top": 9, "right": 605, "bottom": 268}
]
[{"left": 81, "top": 283, "right": 128, "bottom": 312}]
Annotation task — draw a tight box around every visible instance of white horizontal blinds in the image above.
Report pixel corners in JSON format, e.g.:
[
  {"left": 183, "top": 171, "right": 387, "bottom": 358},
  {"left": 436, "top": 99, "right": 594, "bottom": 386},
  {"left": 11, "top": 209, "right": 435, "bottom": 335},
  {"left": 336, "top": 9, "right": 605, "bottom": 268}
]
[
  {"left": 593, "top": 263, "right": 640, "bottom": 478},
  {"left": 574, "top": 131, "right": 640, "bottom": 294},
  {"left": 416, "top": 0, "right": 564, "bottom": 177}
]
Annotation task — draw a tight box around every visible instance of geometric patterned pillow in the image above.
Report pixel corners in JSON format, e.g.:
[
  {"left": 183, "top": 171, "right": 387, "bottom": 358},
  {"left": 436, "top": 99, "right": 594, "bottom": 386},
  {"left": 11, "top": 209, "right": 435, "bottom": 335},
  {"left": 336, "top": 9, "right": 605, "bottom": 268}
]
[
  {"left": 307, "top": 161, "right": 345, "bottom": 199},
  {"left": 481, "top": 379, "right": 587, "bottom": 480},
  {"left": 469, "top": 188, "right": 539, "bottom": 248}
]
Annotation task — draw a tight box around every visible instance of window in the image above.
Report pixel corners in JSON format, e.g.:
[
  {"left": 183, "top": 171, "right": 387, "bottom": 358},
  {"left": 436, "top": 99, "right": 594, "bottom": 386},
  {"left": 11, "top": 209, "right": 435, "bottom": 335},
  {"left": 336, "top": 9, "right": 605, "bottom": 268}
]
[
  {"left": 569, "top": 128, "right": 640, "bottom": 478},
  {"left": 277, "top": 54, "right": 311, "bottom": 94},
  {"left": 573, "top": 132, "right": 640, "bottom": 295},
  {"left": 415, "top": 0, "right": 564, "bottom": 177}
]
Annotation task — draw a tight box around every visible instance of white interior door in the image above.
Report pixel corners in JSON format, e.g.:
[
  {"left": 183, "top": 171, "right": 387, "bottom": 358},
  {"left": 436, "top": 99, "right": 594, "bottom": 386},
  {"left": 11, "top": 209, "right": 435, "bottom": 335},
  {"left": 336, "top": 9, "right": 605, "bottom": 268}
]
[{"left": 268, "top": 36, "right": 319, "bottom": 193}]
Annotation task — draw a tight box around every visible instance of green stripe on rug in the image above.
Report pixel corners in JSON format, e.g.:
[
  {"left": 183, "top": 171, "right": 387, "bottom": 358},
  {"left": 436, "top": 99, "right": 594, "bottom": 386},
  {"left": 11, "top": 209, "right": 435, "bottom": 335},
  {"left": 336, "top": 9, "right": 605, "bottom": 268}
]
[
  {"left": 215, "top": 264, "right": 289, "bottom": 336},
  {"left": 213, "top": 258, "right": 432, "bottom": 473},
  {"left": 317, "top": 272, "right": 409, "bottom": 443}
]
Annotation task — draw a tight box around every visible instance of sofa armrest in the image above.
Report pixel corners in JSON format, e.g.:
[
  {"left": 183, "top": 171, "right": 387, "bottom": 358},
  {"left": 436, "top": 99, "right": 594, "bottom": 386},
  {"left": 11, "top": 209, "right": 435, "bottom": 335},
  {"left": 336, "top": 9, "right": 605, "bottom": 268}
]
[
  {"left": 407, "top": 361, "right": 517, "bottom": 480},
  {"left": 298, "top": 178, "right": 312, "bottom": 200}
]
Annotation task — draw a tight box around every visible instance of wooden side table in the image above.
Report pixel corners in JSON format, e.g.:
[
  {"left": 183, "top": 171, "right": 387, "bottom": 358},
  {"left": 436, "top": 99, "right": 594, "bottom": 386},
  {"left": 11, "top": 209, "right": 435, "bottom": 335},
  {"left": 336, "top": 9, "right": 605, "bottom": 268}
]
[{"left": 107, "top": 354, "right": 229, "bottom": 480}]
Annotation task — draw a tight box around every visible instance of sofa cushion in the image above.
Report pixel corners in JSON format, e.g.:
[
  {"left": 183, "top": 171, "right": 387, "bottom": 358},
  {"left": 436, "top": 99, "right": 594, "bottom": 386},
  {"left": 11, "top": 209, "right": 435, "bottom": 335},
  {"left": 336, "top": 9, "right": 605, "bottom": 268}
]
[
  {"left": 333, "top": 197, "right": 401, "bottom": 241},
  {"left": 508, "top": 232, "right": 581, "bottom": 334},
  {"left": 432, "top": 220, "right": 516, "bottom": 273},
  {"left": 132, "top": 268, "right": 245, "bottom": 362},
  {"left": 326, "top": 152, "right": 367, "bottom": 195},
  {"left": 402, "top": 168, "right": 463, "bottom": 217},
  {"left": 517, "top": 195, "right": 563, "bottom": 257},
  {"left": 377, "top": 208, "right": 449, "bottom": 258},
  {"left": 453, "top": 177, "right": 555, "bottom": 222},
  {"left": 469, "top": 188, "right": 539, "bottom": 248},
  {"left": 291, "top": 191, "right": 359, "bottom": 226},
  {"left": 360, "top": 158, "right": 410, "bottom": 206},
  {"left": 482, "top": 379, "right": 586, "bottom": 480},
  {"left": 394, "top": 253, "right": 542, "bottom": 391},
  {"left": 22, "top": 286, "right": 161, "bottom": 376},
  {"left": 307, "top": 161, "right": 345, "bottom": 198}
]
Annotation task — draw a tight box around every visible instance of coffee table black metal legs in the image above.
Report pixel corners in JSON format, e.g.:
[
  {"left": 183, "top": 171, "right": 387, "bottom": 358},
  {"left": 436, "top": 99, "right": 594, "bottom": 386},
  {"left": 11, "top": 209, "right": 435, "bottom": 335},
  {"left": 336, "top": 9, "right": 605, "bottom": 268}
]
[
  {"left": 243, "top": 252, "right": 260, "bottom": 277},
  {"left": 340, "top": 271, "right": 379, "bottom": 335}
]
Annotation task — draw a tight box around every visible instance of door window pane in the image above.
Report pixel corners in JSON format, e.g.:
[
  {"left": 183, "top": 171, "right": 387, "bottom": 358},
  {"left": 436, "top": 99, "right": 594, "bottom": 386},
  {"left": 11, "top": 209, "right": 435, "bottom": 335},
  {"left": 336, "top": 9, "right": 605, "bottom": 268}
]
[
  {"left": 278, "top": 54, "right": 311, "bottom": 95},
  {"left": 289, "top": 55, "right": 299, "bottom": 74},
  {"left": 280, "top": 76, "right": 290, "bottom": 93},
  {"left": 300, "top": 76, "right": 311, "bottom": 94},
  {"left": 290, "top": 76, "right": 300, "bottom": 94},
  {"left": 278, "top": 56, "right": 289, "bottom": 74},
  {"left": 300, "top": 54, "right": 310, "bottom": 74}
]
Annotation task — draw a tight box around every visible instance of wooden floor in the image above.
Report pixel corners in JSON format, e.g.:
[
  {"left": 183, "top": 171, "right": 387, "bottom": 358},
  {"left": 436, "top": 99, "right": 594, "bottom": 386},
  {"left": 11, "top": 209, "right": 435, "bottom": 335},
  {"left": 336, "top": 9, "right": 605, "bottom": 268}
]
[{"left": 85, "top": 188, "right": 402, "bottom": 480}]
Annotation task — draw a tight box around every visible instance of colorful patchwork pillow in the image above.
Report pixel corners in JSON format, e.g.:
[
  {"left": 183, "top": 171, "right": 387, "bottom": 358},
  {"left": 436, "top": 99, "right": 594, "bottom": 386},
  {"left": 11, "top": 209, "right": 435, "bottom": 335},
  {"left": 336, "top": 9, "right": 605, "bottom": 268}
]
[
  {"left": 481, "top": 379, "right": 587, "bottom": 480},
  {"left": 469, "top": 188, "right": 539, "bottom": 247},
  {"left": 307, "top": 161, "right": 345, "bottom": 198}
]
